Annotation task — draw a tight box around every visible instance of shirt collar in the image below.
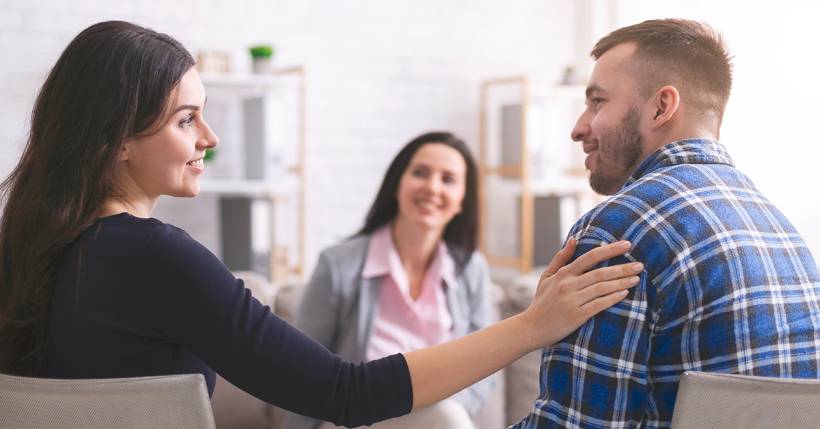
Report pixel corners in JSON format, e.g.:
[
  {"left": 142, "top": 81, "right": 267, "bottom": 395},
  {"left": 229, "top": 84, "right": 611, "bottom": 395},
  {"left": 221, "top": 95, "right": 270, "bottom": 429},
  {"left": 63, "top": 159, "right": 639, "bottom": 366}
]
[
  {"left": 622, "top": 138, "right": 734, "bottom": 190},
  {"left": 362, "top": 224, "right": 459, "bottom": 289},
  {"left": 437, "top": 241, "right": 458, "bottom": 289}
]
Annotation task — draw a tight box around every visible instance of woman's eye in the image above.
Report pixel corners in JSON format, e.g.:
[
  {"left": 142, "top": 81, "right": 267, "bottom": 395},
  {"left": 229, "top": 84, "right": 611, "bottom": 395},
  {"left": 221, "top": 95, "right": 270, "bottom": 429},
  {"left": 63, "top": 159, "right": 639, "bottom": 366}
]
[
  {"left": 411, "top": 167, "right": 428, "bottom": 178},
  {"left": 442, "top": 175, "right": 457, "bottom": 184},
  {"left": 179, "top": 114, "right": 195, "bottom": 128}
]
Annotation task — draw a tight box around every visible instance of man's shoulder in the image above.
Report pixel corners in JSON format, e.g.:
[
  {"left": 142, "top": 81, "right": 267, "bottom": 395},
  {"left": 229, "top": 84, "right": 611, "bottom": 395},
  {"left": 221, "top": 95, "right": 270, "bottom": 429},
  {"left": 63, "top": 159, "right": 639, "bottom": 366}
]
[
  {"left": 571, "top": 162, "right": 737, "bottom": 241},
  {"left": 568, "top": 186, "right": 657, "bottom": 243}
]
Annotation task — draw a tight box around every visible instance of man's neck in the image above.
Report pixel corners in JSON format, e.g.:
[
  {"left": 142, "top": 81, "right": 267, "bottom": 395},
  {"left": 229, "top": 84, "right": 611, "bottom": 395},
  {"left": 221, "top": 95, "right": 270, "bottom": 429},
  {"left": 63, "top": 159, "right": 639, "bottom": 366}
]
[{"left": 644, "top": 125, "right": 720, "bottom": 158}]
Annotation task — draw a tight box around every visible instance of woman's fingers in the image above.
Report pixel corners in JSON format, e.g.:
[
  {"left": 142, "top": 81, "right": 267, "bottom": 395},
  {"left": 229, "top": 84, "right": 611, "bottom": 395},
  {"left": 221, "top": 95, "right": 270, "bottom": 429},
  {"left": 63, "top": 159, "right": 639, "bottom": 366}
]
[
  {"left": 579, "top": 289, "right": 631, "bottom": 319},
  {"left": 576, "top": 262, "right": 644, "bottom": 287},
  {"left": 523, "top": 240, "right": 644, "bottom": 348},
  {"left": 575, "top": 276, "right": 640, "bottom": 305},
  {"left": 564, "top": 241, "right": 631, "bottom": 274}
]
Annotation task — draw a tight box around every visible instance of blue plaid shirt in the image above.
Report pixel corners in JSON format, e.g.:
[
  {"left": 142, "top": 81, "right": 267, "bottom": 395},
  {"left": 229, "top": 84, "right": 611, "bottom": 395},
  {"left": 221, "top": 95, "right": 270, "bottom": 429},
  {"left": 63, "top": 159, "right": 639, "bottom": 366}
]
[{"left": 512, "top": 139, "right": 820, "bottom": 428}]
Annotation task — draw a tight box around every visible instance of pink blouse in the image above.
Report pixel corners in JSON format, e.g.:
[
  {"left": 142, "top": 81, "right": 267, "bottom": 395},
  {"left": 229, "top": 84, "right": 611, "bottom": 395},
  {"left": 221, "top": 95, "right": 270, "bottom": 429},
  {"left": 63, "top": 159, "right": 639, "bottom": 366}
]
[{"left": 363, "top": 225, "right": 456, "bottom": 361}]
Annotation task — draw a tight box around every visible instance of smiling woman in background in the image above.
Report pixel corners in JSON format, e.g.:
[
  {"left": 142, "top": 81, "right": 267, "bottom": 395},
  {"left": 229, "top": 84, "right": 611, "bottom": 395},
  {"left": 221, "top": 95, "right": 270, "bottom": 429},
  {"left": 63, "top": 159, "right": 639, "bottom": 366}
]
[
  {"left": 0, "top": 20, "right": 643, "bottom": 428},
  {"left": 286, "top": 132, "right": 495, "bottom": 429}
]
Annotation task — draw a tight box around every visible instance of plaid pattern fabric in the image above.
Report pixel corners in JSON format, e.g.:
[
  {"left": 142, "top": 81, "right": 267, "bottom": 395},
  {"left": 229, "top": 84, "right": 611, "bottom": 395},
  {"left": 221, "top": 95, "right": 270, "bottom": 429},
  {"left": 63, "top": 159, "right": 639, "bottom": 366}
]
[{"left": 511, "top": 139, "right": 820, "bottom": 428}]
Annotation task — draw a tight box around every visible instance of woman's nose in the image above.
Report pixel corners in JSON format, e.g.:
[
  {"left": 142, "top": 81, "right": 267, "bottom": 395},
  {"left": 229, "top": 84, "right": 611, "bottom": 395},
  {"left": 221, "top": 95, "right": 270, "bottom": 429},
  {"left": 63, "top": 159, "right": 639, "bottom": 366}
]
[
  {"left": 200, "top": 119, "right": 219, "bottom": 149},
  {"left": 424, "top": 176, "right": 442, "bottom": 193}
]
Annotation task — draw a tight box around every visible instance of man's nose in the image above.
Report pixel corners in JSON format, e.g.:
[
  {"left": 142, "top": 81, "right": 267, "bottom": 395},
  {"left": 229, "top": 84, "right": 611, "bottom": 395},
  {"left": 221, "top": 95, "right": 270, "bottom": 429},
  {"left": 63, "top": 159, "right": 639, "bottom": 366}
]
[{"left": 571, "top": 117, "right": 589, "bottom": 142}]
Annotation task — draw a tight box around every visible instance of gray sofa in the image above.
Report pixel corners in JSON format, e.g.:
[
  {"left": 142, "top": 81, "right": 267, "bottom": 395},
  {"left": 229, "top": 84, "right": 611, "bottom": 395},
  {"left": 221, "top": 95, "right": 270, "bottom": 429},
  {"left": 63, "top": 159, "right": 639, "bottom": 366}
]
[{"left": 211, "top": 272, "right": 542, "bottom": 429}]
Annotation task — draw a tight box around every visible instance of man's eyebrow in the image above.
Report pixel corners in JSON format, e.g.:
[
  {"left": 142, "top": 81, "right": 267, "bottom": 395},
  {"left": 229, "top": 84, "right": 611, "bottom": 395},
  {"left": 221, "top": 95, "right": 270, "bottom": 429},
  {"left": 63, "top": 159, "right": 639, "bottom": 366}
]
[{"left": 585, "top": 84, "right": 605, "bottom": 99}]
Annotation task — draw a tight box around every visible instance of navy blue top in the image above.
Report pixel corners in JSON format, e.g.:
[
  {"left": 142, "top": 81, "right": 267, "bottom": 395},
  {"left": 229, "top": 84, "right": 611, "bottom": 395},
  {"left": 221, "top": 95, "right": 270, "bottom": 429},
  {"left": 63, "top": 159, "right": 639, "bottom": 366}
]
[{"left": 41, "top": 213, "right": 413, "bottom": 427}]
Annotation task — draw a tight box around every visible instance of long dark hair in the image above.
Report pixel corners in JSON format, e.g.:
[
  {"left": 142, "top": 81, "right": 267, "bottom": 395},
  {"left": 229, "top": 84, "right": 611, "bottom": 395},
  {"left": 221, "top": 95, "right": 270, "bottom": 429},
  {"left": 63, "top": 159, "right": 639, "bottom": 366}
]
[
  {"left": 357, "top": 131, "right": 479, "bottom": 272},
  {"left": 0, "top": 21, "right": 195, "bottom": 375}
]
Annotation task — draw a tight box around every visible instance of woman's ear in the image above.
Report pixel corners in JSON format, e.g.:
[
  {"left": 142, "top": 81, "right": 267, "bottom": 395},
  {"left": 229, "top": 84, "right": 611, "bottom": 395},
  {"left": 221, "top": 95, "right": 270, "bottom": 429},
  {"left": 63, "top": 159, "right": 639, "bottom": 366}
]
[
  {"left": 650, "top": 85, "right": 680, "bottom": 129},
  {"left": 119, "top": 139, "right": 134, "bottom": 162}
]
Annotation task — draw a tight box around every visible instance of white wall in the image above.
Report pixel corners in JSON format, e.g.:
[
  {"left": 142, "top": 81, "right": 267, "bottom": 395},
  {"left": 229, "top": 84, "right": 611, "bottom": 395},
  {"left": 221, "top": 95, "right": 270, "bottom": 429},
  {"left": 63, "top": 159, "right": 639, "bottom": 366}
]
[
  {"left": 612, "top": 0, "right": 820, "bottom": 261},
  {"left": 3, "top": 1, "right": 817, "bottom": 276},
  {"left": 0, "top": 0, "right": 575, "bottom": 275}
]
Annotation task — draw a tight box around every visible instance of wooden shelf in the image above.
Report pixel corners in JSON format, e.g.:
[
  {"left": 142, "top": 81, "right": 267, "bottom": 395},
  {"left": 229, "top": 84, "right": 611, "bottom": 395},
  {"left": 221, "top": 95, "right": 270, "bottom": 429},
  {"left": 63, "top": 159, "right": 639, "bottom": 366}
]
[
  {"left": 200, "top": 69, "right": 303, "bottom": 91},
  {"left": 201, "top": 73, "right": 280, "bottom": 89},
  {"left": 198, "top": 179, "right": 296, "bottom": 199},
  {"left": 529, "top": 177, "right": 592, "bottom": 196},
  {"left": 479, "top": 76, "right": 596, "bottom": 273}
]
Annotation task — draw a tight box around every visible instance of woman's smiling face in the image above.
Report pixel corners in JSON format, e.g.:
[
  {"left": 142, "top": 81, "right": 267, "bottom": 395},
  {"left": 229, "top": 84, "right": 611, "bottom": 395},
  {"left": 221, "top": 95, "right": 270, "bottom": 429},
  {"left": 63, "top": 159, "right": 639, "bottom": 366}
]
[
  {"left": 395, "top": 143, "right": 467, "bottom": 232},
  {"left": 119, "top": 67, "right": 218, "bottom": 199}
]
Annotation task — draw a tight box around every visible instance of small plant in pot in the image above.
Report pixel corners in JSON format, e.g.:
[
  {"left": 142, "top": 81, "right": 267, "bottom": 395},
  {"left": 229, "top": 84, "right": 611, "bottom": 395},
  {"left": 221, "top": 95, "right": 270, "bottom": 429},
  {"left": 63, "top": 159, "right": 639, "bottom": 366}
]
[{"left": 249, "top": 44, "right": 275, "bottom": 74}]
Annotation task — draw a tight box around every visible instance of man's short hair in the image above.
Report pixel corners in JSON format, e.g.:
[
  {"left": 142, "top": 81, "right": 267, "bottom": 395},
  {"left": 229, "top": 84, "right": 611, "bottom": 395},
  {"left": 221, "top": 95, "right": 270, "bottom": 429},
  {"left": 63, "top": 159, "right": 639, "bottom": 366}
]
[{"left": 592, "top": 19, "right": 733, "bottom": 122}]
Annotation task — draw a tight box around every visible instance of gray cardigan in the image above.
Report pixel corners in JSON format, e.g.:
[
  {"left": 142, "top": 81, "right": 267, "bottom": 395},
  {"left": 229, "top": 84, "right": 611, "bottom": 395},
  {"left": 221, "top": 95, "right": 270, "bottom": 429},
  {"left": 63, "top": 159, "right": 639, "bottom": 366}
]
[{"left": 283, "top": 234, "right": 495, "bottom": 429}]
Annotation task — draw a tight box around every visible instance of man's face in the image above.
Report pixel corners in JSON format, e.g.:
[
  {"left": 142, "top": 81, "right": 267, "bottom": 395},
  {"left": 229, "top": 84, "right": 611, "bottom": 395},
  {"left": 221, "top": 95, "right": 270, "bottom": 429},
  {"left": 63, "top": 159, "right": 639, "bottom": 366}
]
[{"left": 571, "top": 43, "right": 647, "bottom": 195}]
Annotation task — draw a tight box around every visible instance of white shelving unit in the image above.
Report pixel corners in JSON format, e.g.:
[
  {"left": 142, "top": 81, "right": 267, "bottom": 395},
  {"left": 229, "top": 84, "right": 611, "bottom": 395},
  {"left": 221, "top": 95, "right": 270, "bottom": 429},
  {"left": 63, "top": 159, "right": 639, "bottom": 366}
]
[
  {"left": 153, "top": 67, "right": 306, "bottom": 283},
  {"left": 479, "top": 76, "right": 602, "bottom": 273},
  {"left": 198, "top": 179, "right": 296, "bottom": 197}
]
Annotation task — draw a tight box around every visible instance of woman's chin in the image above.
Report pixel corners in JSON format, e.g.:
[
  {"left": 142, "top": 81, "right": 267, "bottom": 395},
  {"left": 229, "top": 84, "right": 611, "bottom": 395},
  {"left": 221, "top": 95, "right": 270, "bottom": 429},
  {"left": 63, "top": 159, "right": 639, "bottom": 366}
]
[
  {"left": 409, "top": 215, "right": 447, "bottom": 232},
  {"left": 168, "top": 187, "right": 199, "bottom": 198}
]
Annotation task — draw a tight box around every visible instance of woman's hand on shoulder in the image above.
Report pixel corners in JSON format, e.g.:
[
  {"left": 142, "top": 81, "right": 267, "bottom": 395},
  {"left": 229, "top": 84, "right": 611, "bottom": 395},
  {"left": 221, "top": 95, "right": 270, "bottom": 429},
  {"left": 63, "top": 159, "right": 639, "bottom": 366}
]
[{"left": 518, "top": 238, "right": 643, "bottom": 349}]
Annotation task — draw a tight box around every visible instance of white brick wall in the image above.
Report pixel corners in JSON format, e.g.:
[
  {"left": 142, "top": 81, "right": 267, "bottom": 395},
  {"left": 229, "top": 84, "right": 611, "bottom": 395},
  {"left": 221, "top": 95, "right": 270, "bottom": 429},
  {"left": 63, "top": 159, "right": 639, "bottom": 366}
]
[
  {"left": 4, "top": 1, "right": 820, "bottom": 276},
  {"left": 614, "top": 0, "right": 820, "bottom": 277},
  {"left": 0, "top": 0, "right": 575, "bottom": 276}
]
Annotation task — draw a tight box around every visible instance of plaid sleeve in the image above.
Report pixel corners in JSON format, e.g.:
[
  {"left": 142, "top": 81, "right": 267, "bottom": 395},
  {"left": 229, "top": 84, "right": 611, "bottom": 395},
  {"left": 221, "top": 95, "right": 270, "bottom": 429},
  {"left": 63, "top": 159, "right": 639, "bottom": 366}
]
[{"left": 515, "top": 234, "right": 654, "bottom": 428}]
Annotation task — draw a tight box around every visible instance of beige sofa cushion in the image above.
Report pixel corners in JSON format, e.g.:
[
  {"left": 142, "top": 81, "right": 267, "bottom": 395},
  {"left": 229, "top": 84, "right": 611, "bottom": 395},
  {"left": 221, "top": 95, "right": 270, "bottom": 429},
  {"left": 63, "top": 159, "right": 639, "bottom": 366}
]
[
  {"left": 273, "top": 282, "right": 304, "bottom": 324},
  {"left": 497, "top": 273, "right": 542, "bottom": 426}
]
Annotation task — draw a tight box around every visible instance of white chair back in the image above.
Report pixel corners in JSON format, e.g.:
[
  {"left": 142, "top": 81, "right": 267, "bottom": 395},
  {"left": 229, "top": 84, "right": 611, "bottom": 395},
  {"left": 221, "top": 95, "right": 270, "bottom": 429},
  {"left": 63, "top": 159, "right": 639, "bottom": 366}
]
[
  {"left": 0, "top": 373, "right": 216, "bottom": 429},
  {"left": 671, "top": 371, "right": 820, "bottom": 428}
]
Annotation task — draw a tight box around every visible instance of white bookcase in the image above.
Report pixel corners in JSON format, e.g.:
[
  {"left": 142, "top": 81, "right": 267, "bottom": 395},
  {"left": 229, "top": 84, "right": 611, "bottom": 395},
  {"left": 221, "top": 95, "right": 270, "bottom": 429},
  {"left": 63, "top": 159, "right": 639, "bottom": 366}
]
[
  {"left": 479, "top": 76, "right": 602, "bottom": 274},
  {"left": 153, "top": 67, "right": 306, "bottom": 283}
]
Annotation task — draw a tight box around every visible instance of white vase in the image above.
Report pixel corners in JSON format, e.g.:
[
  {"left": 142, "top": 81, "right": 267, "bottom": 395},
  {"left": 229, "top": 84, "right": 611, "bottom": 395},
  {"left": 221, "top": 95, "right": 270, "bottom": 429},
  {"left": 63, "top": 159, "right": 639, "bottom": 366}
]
[{"left": 251, "top": 57, "right": 272, "bottom": 74}]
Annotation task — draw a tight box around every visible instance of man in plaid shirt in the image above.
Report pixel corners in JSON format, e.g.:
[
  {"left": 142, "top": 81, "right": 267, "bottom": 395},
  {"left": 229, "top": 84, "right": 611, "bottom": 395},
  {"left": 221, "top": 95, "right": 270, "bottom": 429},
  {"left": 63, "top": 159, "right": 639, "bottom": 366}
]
[{"left": 512, "top": 19, "right": 820, "bottom": 428}]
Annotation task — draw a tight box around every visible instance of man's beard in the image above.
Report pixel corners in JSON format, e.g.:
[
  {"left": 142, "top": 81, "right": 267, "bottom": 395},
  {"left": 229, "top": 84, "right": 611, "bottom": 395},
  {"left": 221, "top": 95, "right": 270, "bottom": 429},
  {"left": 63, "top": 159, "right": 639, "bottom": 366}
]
[{"left": 588, "top": 107, "right": 644, "bottom": 195}]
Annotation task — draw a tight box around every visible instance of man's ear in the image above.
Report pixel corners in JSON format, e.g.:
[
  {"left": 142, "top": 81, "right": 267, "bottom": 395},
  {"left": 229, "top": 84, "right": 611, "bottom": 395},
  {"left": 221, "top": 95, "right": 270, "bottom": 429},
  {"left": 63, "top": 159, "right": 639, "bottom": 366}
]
[{"left": 650, "top": 85, "right": 680, "bottom": 129}]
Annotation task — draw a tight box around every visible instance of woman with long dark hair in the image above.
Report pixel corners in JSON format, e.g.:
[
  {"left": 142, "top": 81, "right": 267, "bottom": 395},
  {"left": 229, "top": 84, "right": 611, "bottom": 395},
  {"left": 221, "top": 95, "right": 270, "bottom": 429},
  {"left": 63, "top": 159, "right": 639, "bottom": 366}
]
[
  {"left": 0, "top": 21, "right": 643, "bottom": 427},
  {"left": 286, "top": 132, "right": 493, "bottom": 429}
]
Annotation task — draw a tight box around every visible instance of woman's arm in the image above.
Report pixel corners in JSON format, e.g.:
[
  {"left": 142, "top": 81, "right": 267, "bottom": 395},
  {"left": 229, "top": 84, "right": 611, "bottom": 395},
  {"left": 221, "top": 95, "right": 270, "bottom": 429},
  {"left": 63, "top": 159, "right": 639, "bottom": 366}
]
[
  {"left": 147, "top": 225, "right": 412, "bottom": 427},
  {"left": 147, "top": 224, "right": 637, "bottom": 426},
  {"left": 405, "top": 239, "right": 642, "bottom": 409}
]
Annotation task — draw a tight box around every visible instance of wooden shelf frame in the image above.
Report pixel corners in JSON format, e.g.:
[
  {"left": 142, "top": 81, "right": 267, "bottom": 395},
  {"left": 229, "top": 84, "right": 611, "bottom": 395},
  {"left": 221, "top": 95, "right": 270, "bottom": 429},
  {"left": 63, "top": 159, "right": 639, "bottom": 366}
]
[
  {"left": 479, "top": 76, "right": 534, "bottom": 272},
  {"left": 271, "top": 66, "right": 307, "bottom": 279}
]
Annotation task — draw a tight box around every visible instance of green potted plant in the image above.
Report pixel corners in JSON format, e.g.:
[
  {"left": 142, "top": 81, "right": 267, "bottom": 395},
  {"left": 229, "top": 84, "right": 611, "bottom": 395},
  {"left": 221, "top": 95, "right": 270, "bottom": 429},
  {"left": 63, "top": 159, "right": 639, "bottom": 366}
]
[
  {"left": 203, "top": 148, "right": 216, "bottom": 162},
  {"left": 249, "top": 44, "right": 275, "bottom": 74}
]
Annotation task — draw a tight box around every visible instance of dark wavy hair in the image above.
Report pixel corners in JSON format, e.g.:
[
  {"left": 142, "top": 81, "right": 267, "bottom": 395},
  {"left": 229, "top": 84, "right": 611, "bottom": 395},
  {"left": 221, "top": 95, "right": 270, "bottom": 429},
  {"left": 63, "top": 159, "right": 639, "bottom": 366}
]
[
  {"left": 356, "top": 131, "right": 479, "bottom": 272},
  {"left": 0, "top": 21, "right": 195, "bottom": 375}
]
